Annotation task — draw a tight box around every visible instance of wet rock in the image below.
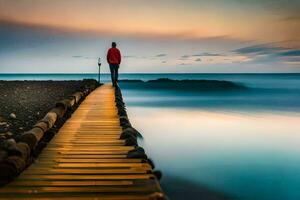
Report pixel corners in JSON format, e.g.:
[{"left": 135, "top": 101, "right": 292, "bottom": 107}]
[
  {"left": 124, "top": 137, "right": 138, "bottom": 146},
  {"left": 119, "top": 116, "right": 130, "bottom": 126},
  {"left": 0, "top": 135, "right": 6, "bottom": 140},
  {"left": 149, "top": 192, "right": 168, "bottom": 200},
  {"left": 121, "top": 127, "right": 142, "bottom": 138},
  {"left": 153, "top": 170, "right": 162, "bottom": 180},
  {"left": 0, "top": 132, "right": 14, "bottom": 140},
  {"left": 146, "top": 158, "right": 155, "bottom": 169},
  {"left": 0, "top": 116, "right": 6, "bottom": 122},
  {"left": 0, "top": 150, "right": 8, "bottom": 161},
  {"left": 9, "top": 113, "right": 16, "bottom": 119},
  {"left": 127, "top": 147, "right": 147, "bottom": 159},
  {"left": 0, "top": 122, "right": 8, "bottom": 126},
  {"left": 120, "top": 131, "right": 137, "bottom": 140},
  {"left": 0, "top": 139, "right": 21, "bottom": 156},
  {"left": 121, "top": 122, "right": 132, "bottom": 129},
  {"left": 0, "top": 122, "right": 9, "bottom": 133},
  {"left": 18, "top": 133, "right": 38, "bottom": 150}
]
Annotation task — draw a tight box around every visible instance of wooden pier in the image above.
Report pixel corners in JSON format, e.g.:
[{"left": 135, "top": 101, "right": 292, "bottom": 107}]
[{"left": 0, "top": 84, "right": 165, "bottom": 199}]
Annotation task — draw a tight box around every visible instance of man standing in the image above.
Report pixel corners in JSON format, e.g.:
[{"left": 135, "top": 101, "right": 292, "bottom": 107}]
[{"left": 107, "top": 42, "right": 121, "bottom": 87}]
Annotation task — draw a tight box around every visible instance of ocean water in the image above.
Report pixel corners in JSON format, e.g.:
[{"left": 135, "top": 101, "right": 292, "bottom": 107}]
[{"left": 1, "top": 73, "right": 300, "bottom": 200}]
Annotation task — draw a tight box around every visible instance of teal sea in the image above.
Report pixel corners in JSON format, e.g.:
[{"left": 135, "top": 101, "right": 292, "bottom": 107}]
[{"left": 1, "top": 73, "right": 300, "bottom": 200}]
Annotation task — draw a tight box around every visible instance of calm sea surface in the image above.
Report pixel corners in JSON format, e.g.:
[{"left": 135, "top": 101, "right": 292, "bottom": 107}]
[{"left": 1, "top": 73, "right": 300, "bottom": 200}]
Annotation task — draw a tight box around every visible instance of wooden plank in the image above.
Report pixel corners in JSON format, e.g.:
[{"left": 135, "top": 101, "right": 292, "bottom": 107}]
[
  {"left": 49, "top": 163, "right": 151, "bottom": 168},
  {"left": 0, "top": 195, "right": 153, "bottom": 200},
  {"left": 43, "top": 147, "right": 134, "bottom": 151},
  {"left": 0, "top": 193, "right": 153, "bottom": 200},
  {"left": 44, "top": 151, "right": 129, "bottom": 155},
  {"left": 17, "top": 174, "right": 154, "bottom": 180},
  {"left": 37, "top": 155, "right": 128, "bottom": 159},
  {"left": 35, "top": 159, "right": 143, "bottom": 163},
  {"left": 8, "top": 180, "right": 133, "bottom": 187},
  {"left": 22, "top": 169, "right": 150, "bottom": 175},
  {"left": 0, "top": 185, "right": 157, "bottom": 193},
  {"left": 53, "top": 136, "right": 121, "bottom": 139},
  {"left": 48, "top": 140, "right": 125, "bottom": 144}
]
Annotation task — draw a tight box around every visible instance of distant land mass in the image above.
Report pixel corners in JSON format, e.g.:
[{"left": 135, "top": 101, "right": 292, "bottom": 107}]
[{"left": 118, "top": 78, "right": 246, "bottom": 91}]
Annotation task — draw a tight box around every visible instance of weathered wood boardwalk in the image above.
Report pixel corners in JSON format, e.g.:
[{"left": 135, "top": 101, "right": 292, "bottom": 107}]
[{"left": 0, "top": 84, "right": 164, "bottom": 200}]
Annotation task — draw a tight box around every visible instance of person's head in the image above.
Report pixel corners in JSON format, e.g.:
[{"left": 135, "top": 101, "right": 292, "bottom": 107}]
[{"left": 112, "top": 42, "right": 117, "bottom": 48}]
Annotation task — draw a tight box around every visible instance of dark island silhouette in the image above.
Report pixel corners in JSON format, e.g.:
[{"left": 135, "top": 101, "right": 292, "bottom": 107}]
[{"left": 118, "top": 78, "right": 246, "bottom": 92}]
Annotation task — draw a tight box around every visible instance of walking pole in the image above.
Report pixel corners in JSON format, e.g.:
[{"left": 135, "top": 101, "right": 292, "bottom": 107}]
[{"left": 97, "top": 57, "right": 101, "bottom": 83}]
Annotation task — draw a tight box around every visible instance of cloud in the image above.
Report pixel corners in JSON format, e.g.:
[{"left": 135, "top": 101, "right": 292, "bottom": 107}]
[
  {"left": 275, "top": 49, "right": 300, "bottom": 63},
  {"left": 124, "top": 55, "right": 136, "bottom": 58},
  {"left": 192, "top": 52, "right": 223, "bottom": 57},
  {"left": 195, "top": 58, "right": 201, "bottom": 62},
  {"left": 233, "top": 44, "right": 286, "bottom": 55},
  {"left": 155, "top": 54, "right": 167, "bottom": 57},
  {"left": 234, "top": 43, "right": 300, "bottom": 59},
  {"left": 72, "top": 55, "right": 96, "bottom": 60},
  {"left": 181, "top": 55, "right": 190, "bottom": 58},
  {"left": 276, "top": 50, "right": 300, "bottom": 57},
  {"left": 233, "top": 43, "right": 300, "bottom": 64},
  {"left": 178, "top": 55, "right": 190, "bottom": 61}
]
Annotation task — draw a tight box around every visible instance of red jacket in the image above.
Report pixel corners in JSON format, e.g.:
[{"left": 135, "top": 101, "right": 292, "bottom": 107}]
[{"left": 107, "top": 47, "right": 121, "bottom": 64}]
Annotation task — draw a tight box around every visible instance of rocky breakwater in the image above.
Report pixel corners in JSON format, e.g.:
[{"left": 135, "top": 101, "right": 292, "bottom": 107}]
[
  {"left": 114, "top": 84, "right": 167, "bottom": 200},
  {"left": 0, "top": 79, "right": 99, "bottom": 185}
]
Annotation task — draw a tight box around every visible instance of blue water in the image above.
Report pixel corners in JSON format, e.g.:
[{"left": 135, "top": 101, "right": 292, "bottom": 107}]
[{"left": 1, "top": 73, "right": 300, "bottom": 200}]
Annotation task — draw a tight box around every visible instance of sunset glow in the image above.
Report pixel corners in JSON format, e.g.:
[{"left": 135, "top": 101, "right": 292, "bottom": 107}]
[{"left": 0, "top": 0, "right": 299, "bottom": 73}]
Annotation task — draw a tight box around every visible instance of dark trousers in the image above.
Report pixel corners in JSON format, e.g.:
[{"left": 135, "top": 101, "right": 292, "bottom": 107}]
[{"left": 109, "top": 64, "right": 119, "bottom": 86}]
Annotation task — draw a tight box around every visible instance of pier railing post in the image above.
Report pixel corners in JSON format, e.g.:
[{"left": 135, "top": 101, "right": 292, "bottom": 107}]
[{"left": 97, "top": 57, "right": 101, "bottom": 83}]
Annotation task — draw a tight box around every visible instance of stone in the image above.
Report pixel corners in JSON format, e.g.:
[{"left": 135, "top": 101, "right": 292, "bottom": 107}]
[
  {"left": 146, "top": 158, "right": 155, "bottom": 169},
  {"left": 9, "top": 113, "right": 16, "bottom": 119},
  {"left": 0, "top": 150, "right": 8, "bottom": 161},
  {"left": 6, "top": 132, "right": 13, "bottom": 138},
  {"left": 119, "top": 116, "right": 130, "bottom": 126},
  {"left": 122, "top": 127, "right": 142, "bottom": 138},
  {"left": 0, "top": 162, "right": 16, "bottom": 183},
  {"left": 16, "top": 142, "right": 30, "bottom": 160},
  {"left": 149, "top": 192, "right": 167, "bottom": 200},
  {"left": 50, "top": 107, "right": 66, "bottom": 118},
  {"left": 127, "top": 147, "right": 147, "bottom": 159},
  {"left": 0, "top": 116, "right": 6, "bottom": 122},
  {"left": 5, "top": 155, "right": 26, "bottom": 175},
  {"left": 121, "top": 122, "right": 132, "bottom": 129},
  {"left": 0, "top": 138, "right": 16, "bottom": 149},
  {"left": 19, "top": 133, "right": 38, "bottom": 149},
  {"left": 0, "top": 122, "right": 9, "bottom": 133},
  {"left": 0, "top": 122, "right": 7, "bottom": 126},
  {"left": 40, "top": 112, "right": 57, "bottom": 129},
  {"left": 120, "top": 131, "right": 137, "bottom": 140},
  {"left": 34, "top": 121, "right": 49, "bottom": 132},
  {"left": 124, "top": 137, "right": 138, "bottom": 146},
  {"left": 153, "top": 170, "right": 162, "bottom": 180}
]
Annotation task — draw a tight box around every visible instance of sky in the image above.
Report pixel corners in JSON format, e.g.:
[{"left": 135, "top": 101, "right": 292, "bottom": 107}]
[{"left": 0, "top": 0, "right": 299, "bottom": 73}]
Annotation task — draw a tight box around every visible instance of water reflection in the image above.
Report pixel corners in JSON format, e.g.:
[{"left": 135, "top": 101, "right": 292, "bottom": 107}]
[{"left": 127, "top": 107, "right": 300, "bottom": 200}]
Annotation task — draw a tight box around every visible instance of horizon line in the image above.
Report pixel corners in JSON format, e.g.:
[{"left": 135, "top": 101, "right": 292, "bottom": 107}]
[{"left": 0, "top": 72, "right": 300, "bottom": 75}]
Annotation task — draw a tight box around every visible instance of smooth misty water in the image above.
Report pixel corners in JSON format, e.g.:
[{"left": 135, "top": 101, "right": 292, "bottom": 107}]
[{"left": 1, "top": 73, "right": 300, "bottom": 200}]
